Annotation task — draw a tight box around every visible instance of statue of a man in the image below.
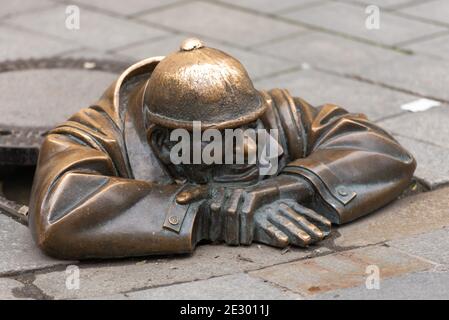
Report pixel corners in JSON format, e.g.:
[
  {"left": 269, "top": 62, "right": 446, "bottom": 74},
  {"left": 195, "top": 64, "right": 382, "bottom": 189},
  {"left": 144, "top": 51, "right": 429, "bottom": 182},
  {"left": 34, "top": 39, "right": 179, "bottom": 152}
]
[{"left": 29, "top": 38, "right": 416, "bottom": 259}]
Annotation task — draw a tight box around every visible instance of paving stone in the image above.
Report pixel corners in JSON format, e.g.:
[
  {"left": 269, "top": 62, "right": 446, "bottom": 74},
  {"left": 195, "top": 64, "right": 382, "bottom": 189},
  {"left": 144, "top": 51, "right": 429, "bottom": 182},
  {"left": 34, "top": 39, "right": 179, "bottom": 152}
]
[
  {"left": 394, "top": 135, "right": 449, "bottom": 189},
  {"left": 379, "top": 106, "right": 449, "bottom": 147},
  {"left": 33, "top": 244, "right": 329, "bottom": 299},
  {"left": 122, "top": 274, "right": 302, "bottom": 300},
  {"left": 387, "top": 228, "right": 449, "bottom": 266},
  {"left": 314, "top": 271, "right": 449, "bottom": 299},
  {"left": 0, "top": 214, "right": 69, "bottom": 275},
  {"left": 218, "top": 0, "right": 324, "bottom": 13},
  {"left": 399, "top": 0, "right": 449, "bottom": 26},
  {"left": 255, "top": 31, "right": 403, "bottom": 74},
  {"left": 250, "top": 246, "right": 433, "bottom": 296},
  {"left": 5, "top": 6, "right": 169, "bottom": 51},
  {"left": 115, "top": 34, "right": 299, "bottom": 79},
  {"left": 139, "top": 1, "right": 305, "bottom": 47},
  {"left": 334, "top": 187, "right": 449, "bottom": 248},
  {"left": 66, "top": 0, "right": 182, "bottom": 16},
  {"left": 255, "top": 68, "right": 415, "bottom": 121},
  {"left": 405, "top": 33, "right": 449, "bottom": 61},
  {"left": 113, "top": 34, "right": 185, "bottom": 58},
  {"left": 59, "top": 48, "right": 133, "bottom": 62},
  {"left": 0, "top": 0, "right": 55, "bottom": 19},
  {"left": 0, "top": 69, "right": 117, "bottom": 128},
  {"left": 0, "top": 25, "right": 79, "bottom": 61},
  {"left": 0, "top": 278, "right": 26, "bottom": 300},
  {"left": 358, "top": 54, "right": 449, "bottom": 102},
  {"left": 335, "top": 0, "right": 424, "bottom": 9},
  {"left": 282, "top": 2, "right": 445, "bottom": 46},
  {"left": 251, "top": 245, "right": 432, "bottom": 296}
]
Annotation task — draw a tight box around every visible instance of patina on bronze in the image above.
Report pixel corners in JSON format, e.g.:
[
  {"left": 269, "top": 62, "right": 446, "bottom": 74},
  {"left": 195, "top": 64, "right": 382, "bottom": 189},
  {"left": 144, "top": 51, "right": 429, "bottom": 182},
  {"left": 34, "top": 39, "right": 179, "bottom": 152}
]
[{"left": 28, "top": 38, "right": 416, "bottom": 259}]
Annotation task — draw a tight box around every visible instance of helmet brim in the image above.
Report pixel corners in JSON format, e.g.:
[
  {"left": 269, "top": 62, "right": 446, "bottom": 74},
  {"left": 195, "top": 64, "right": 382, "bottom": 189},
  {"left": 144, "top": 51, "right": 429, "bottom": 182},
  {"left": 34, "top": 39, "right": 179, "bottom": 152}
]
[{"left": 146, "top": 91, "right": 268, "bottom": 131}]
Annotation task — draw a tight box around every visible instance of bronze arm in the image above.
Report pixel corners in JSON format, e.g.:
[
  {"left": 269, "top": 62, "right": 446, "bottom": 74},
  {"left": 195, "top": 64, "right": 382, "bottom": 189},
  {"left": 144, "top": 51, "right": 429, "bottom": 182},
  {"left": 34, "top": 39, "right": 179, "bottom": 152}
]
[
  {"left": 28, "top": 107, "right": 204, "bottom": 260},
  {"left": 279, "top": 93, "right": 416, "bottom": 224}
]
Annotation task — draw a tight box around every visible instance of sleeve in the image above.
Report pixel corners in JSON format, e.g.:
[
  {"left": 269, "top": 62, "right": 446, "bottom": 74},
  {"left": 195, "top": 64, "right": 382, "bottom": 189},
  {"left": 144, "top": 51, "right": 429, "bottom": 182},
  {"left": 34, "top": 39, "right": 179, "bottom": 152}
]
[
  {"left": 28, "top": 106, "right": 203, "bottom": 260},
  {"left": 277, "top": 92, "right": 416, "bottom": 224}
]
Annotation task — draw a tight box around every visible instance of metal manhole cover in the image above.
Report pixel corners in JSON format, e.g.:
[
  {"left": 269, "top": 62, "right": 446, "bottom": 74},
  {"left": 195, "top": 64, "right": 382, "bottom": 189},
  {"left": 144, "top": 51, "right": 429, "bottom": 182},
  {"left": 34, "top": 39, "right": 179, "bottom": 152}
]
[
  {"left": 0, "top": 57, "right": 130, "bottom": 223},
  {"left": 0, "top": 57, "right": 129, "bottom": 74},
  {"left": 0, "top": 57, "right": 128, "bottom": 165}
]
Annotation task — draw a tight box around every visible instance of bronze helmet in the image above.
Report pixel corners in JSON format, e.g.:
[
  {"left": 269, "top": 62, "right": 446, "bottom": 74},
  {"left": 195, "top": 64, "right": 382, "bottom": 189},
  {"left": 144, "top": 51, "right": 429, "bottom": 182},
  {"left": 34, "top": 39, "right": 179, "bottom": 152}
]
[{"left": 144, "top": 38, "right": 267, "bottom": 130}]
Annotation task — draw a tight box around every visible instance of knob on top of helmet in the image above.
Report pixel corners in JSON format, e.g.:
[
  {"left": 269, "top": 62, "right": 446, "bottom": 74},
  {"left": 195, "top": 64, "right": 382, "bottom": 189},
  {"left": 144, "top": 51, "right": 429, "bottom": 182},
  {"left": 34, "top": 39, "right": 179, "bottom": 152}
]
[{"left": 144, "top": 38, "right": 267, "bottom": 130}]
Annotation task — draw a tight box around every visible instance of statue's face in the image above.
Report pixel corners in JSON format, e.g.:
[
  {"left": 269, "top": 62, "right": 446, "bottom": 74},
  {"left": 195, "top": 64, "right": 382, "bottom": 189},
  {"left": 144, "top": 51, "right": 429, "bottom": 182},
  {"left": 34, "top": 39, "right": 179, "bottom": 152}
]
[{"left": 149, "top": 121, "right": 263, "bottom": 185}]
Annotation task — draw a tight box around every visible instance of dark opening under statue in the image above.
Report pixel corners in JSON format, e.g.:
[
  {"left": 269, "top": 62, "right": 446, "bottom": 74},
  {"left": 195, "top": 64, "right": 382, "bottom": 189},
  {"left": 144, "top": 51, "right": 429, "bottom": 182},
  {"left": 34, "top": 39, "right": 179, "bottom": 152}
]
[{"left": 29, "top": 38, "right": 416, "bottom": 259}]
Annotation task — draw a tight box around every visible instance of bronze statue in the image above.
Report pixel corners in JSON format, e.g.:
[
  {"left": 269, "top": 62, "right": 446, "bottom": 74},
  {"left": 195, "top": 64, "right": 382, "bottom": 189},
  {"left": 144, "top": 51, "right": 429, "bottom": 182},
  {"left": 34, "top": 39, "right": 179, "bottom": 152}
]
[{"left": 29, "top": 38, "right": 416, "bottom": 259}]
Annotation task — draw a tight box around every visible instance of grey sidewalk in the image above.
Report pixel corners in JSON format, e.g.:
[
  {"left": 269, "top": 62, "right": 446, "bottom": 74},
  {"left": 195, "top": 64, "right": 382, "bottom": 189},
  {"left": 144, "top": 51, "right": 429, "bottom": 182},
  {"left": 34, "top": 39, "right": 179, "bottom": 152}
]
[{"left": 1, "top": 0, "right": 449, "bottom": 299}]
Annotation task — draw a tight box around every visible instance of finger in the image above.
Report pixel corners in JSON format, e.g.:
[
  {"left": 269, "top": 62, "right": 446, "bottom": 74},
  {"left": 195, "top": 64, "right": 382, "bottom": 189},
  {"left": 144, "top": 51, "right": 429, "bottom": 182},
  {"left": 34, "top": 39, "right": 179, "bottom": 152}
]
[
  {"left": 278, "top": 204, "right": 325, "bottom": 241},
  {"left": 268, "top": 213, "right": 312, "bottom": 247},
  {"left": 239, "top": 186, "right": 280, "bottom": 245},
  {"left": 239, "top": 192, "right": 258, "bottom": 245},
  {"left": 254, "top": 218, "right": 289, "bottom": 248},
  {"left": 209, "top": 188, "right": 225, "bottom": 241},
  {"left": 281, "top": 202, "right": 331, "bottom": 234},
  {"left": 176, "top": 185, "right": 209, "bottom": 204},
  {"left": 224, "top": 189, "right": 243, "bottom": 245},
  {"left": 240, "top": 186, "right": 277, "bottom": 215}
]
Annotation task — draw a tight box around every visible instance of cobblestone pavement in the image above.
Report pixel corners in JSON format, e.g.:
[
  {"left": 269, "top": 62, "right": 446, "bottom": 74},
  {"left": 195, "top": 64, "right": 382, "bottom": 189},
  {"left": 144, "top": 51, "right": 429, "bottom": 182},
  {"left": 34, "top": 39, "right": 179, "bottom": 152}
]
[{"left": 1, "top": 0, "right": 449, "bottom": 299}]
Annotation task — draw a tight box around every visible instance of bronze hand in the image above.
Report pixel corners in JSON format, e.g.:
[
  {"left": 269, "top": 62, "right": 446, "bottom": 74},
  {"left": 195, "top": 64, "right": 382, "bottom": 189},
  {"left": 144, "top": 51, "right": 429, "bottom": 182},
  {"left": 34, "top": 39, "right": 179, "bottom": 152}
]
[
  {"left": 254, "top": 200, "right": 331, "bottom": 248},
  {"left": 202, "top": 174, "right": 317, "bottom": 245}
]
